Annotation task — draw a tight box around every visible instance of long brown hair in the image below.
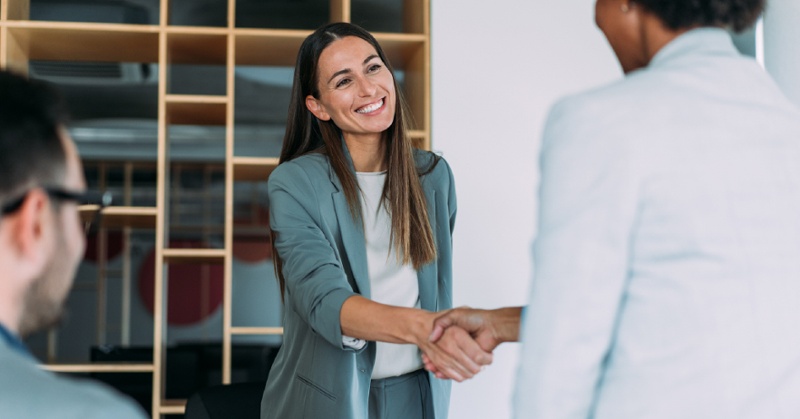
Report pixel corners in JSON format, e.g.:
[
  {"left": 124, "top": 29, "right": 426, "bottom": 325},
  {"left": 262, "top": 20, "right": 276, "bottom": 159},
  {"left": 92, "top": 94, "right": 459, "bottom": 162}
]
[{"left": 272, "top": 22, "right": 438, "bottom": 296}]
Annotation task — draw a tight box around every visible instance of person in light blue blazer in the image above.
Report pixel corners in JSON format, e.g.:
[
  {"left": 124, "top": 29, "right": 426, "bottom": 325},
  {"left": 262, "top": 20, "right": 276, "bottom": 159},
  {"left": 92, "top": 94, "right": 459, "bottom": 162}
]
[
  {"left": 260, "top": 23, "right": 491, "bottom": 419},
  {"left": 428, "top": 0, "right": 800, "bottom": 418},
  {"left": 0, "top": 70, "right": 147, "bottom": 419}
]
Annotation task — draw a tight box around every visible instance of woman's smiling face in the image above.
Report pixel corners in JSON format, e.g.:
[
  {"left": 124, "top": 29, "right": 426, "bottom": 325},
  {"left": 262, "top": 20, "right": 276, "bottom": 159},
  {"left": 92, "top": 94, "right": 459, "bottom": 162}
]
[{"left": 305, "top": 36, "right": 397, "bottom": 143}]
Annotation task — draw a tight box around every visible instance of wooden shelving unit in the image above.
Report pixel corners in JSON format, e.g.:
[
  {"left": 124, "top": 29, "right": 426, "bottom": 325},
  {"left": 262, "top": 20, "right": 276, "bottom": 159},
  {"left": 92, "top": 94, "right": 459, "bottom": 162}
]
[{"left": 1, "top": 0, "right": 430, "bottom": 417}]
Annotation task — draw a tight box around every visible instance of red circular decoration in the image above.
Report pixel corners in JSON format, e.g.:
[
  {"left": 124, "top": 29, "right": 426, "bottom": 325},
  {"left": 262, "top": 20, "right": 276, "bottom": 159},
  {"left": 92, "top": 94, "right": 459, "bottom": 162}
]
[
  {"left": 138, "top": 241, "right": 224, "bottom": 326},
  {"left": 232, "top": 206, "right": 272, "bottom": 264},
  {"left": 84, "top": 231, "right": 125, "bottom": 262}
]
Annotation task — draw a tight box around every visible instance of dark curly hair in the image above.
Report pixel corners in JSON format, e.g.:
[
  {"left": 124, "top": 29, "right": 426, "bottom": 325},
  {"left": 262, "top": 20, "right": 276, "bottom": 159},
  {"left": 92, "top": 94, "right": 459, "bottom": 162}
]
[{"left": 635, "top": 0, "right": 766, "bottom": 33}]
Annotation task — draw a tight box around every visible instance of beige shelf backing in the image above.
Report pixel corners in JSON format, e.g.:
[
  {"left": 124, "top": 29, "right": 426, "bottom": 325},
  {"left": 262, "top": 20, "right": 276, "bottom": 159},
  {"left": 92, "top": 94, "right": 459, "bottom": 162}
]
[
  {"left": 233, "top": 29, "right": 308, "bottom": 66},
  {"left": 232, "top": 156, "right": 279, "bottom": 182},
  {"left": 162, "top": 248, "right": 227, "bottom": 264},
  {"left": 44, "top": 363, "right": 154, "bottom": 373},
  {"left": 373, "top": 33, "right": 426, "bottom": 68},
  {"left": 166, "top": 95, "right": 228, "bottom": 125},
  {"left": 80, "top": 206, "right": 158, "bottom": 229},
  {"left": 4, "top": 22, "right": 159, "bottom": 62}
]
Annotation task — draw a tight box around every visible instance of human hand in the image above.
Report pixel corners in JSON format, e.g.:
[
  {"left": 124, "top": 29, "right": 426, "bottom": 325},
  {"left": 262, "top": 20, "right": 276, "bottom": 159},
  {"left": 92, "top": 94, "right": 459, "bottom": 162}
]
[
  {"left": 423, "top": 305, "right": 524, "bottom": 379},
  {"left": 422, "top": 307, "right": 502, "bottom": 380},
  {"left": 415, "top": 312, "right": 493, "bottom": 382},
  {"left": 429, "top": 307, "right": 506, "bottom": 352},
  {"left": 421, "top": 322, "right": 497, "bottom": 380}
]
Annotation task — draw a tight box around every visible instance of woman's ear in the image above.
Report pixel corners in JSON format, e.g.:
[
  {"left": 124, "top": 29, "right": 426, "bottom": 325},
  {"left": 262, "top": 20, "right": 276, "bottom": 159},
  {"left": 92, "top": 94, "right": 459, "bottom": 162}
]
[{"left": 305, "top": 95, "right": 331, "bottom": 121}]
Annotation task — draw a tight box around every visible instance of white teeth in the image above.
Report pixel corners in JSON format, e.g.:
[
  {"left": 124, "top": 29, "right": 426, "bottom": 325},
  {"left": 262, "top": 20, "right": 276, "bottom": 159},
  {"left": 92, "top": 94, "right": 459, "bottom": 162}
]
[{"left": 356, "top": 99, "right": 383, "bottom": 114}]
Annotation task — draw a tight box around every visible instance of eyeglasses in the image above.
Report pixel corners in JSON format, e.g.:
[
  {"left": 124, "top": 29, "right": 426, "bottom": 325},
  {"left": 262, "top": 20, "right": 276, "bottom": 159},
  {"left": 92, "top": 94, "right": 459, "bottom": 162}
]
[{"left": 1, "top": 187, "right": 113, "bottom": 235}]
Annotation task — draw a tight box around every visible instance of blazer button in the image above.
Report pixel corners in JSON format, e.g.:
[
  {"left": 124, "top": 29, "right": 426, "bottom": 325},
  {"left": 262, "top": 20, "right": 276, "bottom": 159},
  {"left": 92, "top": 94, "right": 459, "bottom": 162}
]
[{"left": 360, "top": 369, "right": 366, "bottom": 373}]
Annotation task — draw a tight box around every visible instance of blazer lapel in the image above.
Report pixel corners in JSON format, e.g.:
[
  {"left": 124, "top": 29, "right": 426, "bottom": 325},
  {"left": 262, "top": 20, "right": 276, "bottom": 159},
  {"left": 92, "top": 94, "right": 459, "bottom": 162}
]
[{"left": 329, "top": 141, "right": 371, "bottom": 298}]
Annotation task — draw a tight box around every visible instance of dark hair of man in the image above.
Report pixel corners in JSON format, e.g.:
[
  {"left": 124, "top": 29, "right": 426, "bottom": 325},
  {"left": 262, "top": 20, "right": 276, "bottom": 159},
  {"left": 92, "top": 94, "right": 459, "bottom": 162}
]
[
  {"left": 274, "top": 22, "right": 438, "bottom": 296},
  {"left": 0, "top": 71, "right": 69, "bottom": 209},
  {"left": 635, "top": 0, "right": 766, "bottom": 32}
]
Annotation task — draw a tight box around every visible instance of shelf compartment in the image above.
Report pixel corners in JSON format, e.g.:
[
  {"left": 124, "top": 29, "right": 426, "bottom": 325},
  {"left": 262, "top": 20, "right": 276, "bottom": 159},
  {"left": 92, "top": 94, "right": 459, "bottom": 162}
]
[
  {"left": 167, "top": 29, "right": 227, "bottom": 65},
  {"left": 232, "top": 157, "right": 279, "bottom": 182},
  {"left": 43, "top": 362, "right": 154, "bottom": 373},
  {"left": 79, "top": 205, "right": 157, "bottom": 229},
  {"left": 372, "top": 32, "right": 426, "bottom": 68},
  {"left": 162, "top": 248, "right": 226, "bottom": 264},
  {"left": 234, "top": 2, "right": 327, "bottom": 30},
  {"left": 166, "top": 95, "right": 228, "bottom": 126},
  {"left": 234, "top": 29, "right": 307, "bottom": 66},
  {"left": 4, "top": 22, "right": 159, "bottom": 62}
]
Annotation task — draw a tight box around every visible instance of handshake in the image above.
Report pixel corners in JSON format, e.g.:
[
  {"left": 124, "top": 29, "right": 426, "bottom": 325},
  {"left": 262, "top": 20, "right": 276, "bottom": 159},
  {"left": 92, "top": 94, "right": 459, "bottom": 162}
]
[{"left": 418, "top": 306, "right": 523, "bottom": 382}]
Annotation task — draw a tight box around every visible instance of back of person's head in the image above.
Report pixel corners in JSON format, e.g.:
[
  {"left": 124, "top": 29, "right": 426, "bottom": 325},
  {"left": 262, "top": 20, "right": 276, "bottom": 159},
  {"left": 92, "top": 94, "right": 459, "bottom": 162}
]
[
  {"left": 635, "top": 0, "right": 766, "bottom": 32},
  {"left": 0, "top": 71, "right": 68, "bottom": 205}
]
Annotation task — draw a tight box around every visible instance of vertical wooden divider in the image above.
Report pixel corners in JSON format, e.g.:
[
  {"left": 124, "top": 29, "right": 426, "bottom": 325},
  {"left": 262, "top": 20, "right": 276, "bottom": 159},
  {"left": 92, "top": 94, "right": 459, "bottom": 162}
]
[
  {"left": 153, "top": 0, "right": 170, "bottom": 416},
  {"left": 331, "top": 0, "right": 350, "bottom": 23},
  {"left": 222, "top": 0, "right": 237, "bottom": 386}
]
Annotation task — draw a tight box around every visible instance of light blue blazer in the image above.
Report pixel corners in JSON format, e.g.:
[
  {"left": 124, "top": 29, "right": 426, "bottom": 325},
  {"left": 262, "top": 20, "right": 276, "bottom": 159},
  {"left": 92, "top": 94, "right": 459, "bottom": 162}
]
[
  {"left": 261, "top": 146, "right": 456, "bottom": 419},
  {"left": 0, "top": 338, "right": 147, "bottom": 418},
  {"left": 515, "top": 28, "right": 800, "bottom": 418}
]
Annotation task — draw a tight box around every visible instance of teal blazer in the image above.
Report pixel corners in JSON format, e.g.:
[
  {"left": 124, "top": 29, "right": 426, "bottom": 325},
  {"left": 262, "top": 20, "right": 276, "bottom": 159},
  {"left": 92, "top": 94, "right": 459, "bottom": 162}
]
[{"left": 261, "top": 147, "right": 456, "bottom": 419}]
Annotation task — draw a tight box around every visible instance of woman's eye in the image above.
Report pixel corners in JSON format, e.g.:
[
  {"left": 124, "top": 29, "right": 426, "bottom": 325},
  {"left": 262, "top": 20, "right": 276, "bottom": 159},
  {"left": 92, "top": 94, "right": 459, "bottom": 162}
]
[
  {"left": 335, "top": 78, "right": 351, "bottom": 88},
  {"left": 368, "top": 64, "right": 382, "bottom": 73}
]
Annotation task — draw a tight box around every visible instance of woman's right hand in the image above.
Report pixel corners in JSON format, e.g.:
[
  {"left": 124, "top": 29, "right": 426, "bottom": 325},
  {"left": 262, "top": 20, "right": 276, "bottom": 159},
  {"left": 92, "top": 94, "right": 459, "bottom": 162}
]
[
  {"left": 340, "top": 296, "right": 492, "bottom": 381},
  {"left": 414, "top": 314, "right": 493, "bottom": 382}
]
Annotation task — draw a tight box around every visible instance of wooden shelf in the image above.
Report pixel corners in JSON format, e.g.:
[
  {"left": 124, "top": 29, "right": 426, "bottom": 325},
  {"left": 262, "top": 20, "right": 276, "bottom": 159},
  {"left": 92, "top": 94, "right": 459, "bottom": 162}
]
[
  {"left": 4, "top": 22, "right": 159, "bottom": 62},
  {"left": 230, "top": 327, "right": 284, "bottom": 335},
  {"left": 162, "top": 248, "right": 226, "bottom": 263},
  {"left": 2, "top": 2, "right": 430, "bottom": 418},
  {"left": 43, "top": 363, "right": 154, "bottom": 373},
  {"left": 159, "top": 399, "right": 187, "bottom": 415},
  {"left": 232, "top": 156, "right": 279, "bottom": 182},
  {"left": 166, "top": 95, "right": 228, "bottom": 125},
  {"left": 79, "top": 206, "right": 157, "bottom": 229}
]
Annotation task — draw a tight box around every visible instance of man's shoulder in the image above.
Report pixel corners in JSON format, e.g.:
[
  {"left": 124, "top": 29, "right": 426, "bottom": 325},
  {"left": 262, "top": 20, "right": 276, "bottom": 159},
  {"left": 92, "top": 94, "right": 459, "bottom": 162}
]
[{"left": 0, "top": 351, "right": 147, "bottom": 418}]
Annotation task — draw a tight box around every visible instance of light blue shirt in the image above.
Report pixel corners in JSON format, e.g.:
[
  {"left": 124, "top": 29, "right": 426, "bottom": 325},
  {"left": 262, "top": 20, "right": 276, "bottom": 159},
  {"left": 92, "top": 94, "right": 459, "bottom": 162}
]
[
  {"left": 0, "top": 330, "right": 148, "bottom": 418},
  {"left": 0, "top": 321, "right": 31, "bottom": 359},
  {"left": 515, "top": 28, "right": 800, "bottom": 419}
]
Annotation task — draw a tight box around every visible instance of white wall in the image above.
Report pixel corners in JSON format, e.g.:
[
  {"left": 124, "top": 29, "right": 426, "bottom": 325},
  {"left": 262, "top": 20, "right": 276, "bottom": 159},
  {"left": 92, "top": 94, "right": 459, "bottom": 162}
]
[
  {"left": 763, "top": 0, "right": 800, "bottom": 105},
  {"left": 431, "top": 1, "right": 621, "bottom": 417}
]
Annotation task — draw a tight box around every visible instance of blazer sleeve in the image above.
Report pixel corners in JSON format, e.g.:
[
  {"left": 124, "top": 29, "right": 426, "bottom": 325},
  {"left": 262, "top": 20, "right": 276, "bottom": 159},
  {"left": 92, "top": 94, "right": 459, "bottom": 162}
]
[
  {"left": 268, "top": 161, "right": 360, "bottom": 351},
  {"left": 513, "top": 97, "right": 639, "bottom": 418}
]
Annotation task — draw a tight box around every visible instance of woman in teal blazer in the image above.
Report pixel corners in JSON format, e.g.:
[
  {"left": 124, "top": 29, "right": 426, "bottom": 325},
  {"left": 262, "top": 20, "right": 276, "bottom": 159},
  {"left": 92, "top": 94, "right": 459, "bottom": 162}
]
[{"left": 261, "top": 23, "right": 488, "bottom": 419}]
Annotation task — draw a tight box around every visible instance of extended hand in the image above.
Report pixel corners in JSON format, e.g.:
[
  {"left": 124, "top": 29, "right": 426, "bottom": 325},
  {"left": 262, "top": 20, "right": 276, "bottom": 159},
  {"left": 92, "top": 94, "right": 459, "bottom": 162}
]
[
  {"left": 416, "top": 314, "right": 493, "bottom": 382},
  {"left": 424, "top": 306, "right": 523, "bottom": 379}
]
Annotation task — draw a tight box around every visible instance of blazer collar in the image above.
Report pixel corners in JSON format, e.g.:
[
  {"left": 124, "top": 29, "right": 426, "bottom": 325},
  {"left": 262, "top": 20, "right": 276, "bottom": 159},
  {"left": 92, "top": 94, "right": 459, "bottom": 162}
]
[{"left": 649, "top": 27, "right": 738, "bottom": 70}]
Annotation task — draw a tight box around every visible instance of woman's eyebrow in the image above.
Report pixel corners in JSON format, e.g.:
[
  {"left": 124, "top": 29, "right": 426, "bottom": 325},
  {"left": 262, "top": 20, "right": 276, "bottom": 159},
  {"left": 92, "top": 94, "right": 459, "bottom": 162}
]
[{"left": 327, "top": 54, "right": 381, "bottom": 84}]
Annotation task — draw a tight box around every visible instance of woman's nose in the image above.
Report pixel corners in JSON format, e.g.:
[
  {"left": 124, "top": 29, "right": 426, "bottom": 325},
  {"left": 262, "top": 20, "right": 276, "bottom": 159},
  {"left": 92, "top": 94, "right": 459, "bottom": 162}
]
[{"left": 357, "top": 77, "right": 377, "bottom": 96}]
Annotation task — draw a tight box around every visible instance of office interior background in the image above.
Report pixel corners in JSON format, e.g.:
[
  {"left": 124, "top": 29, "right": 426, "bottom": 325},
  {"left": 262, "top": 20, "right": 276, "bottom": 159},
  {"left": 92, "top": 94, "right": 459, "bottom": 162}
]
[{"left": 3, "top": 0, "right": 799, "bottom": 418}]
